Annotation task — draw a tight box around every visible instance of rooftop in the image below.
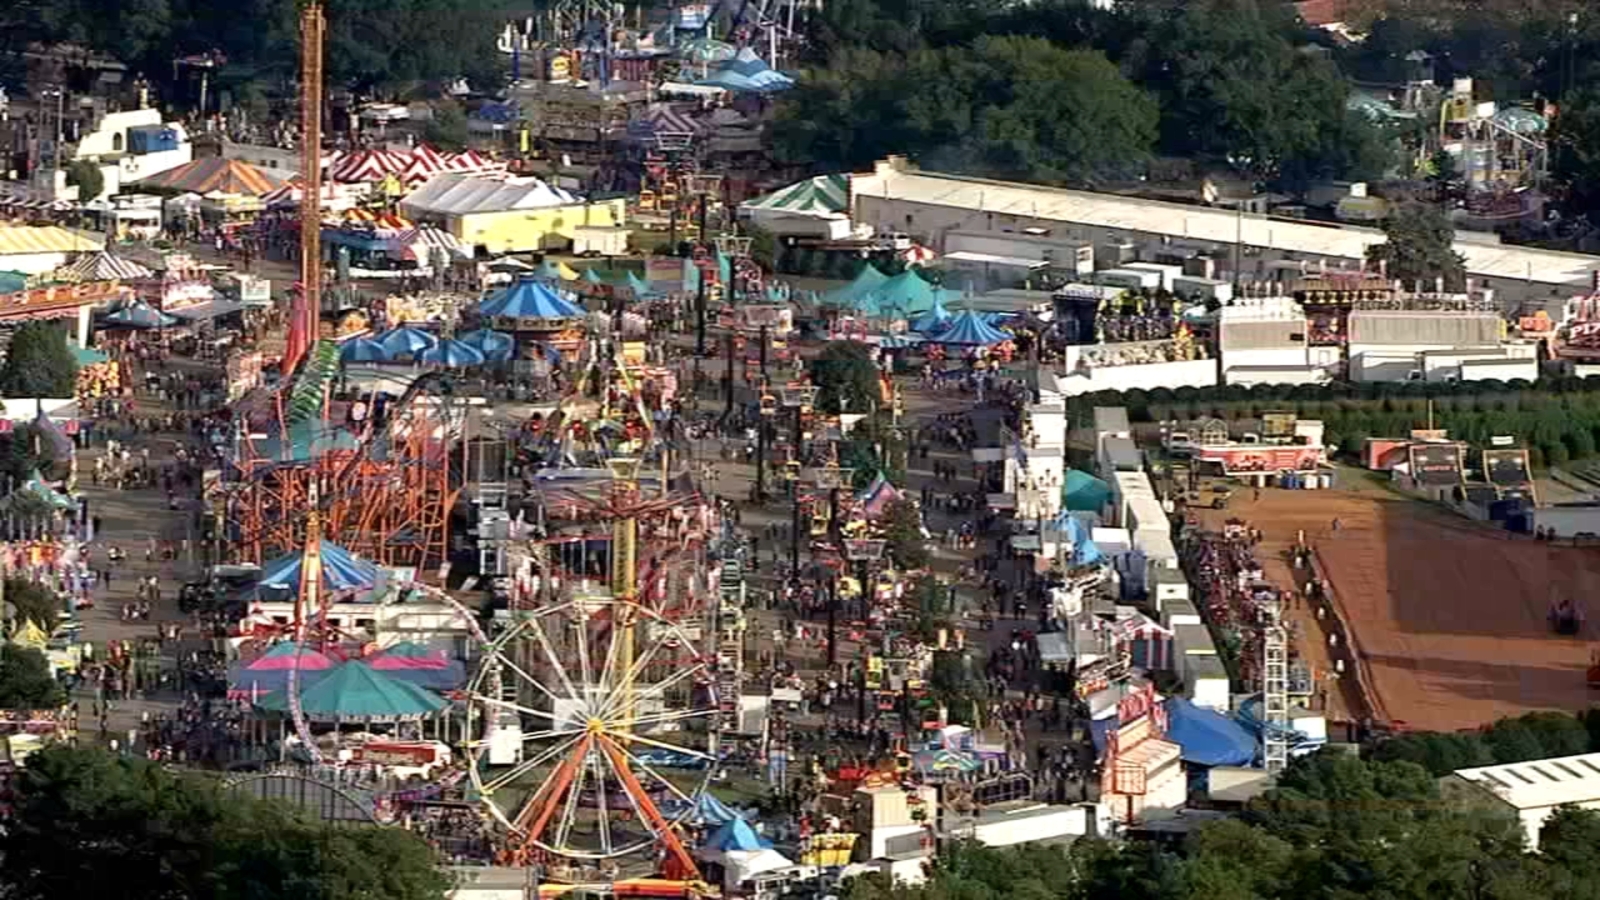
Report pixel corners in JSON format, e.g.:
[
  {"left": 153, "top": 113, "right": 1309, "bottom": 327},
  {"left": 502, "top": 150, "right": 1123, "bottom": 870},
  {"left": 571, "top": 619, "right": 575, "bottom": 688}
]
[
  {"left": 850, "top": 159, "right": 1600, "bottom": 289},
  {"left": 401, "top": 173, "right": 579, "bottom": 216},
  {"left": 1453, "top": 752, "right": 1600, "bottom": 810}
]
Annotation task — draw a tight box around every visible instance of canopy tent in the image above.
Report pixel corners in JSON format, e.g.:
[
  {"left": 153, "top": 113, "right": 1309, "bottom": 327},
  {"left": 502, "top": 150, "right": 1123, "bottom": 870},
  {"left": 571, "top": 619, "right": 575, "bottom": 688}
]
[
  {"left": 101, "top": 299, "right": 179, "bottom": 329},
  {"left": 1052, "top": 512, "right": 1104, "bottom": 567},
  {"left": 703, "top": 818, "right": 772, "bottom": 855},
  {"left": 339, "top": 337, "right": 389, "bottom": 364},
  {"left": 856, "top": 474, "right": 903, "bottom": 519},
  {"left": 32, "top": 411, "right": 74, "bottom": 460},
  {"left": 910, "top": 298, "right": 954, "bottom": 334},
  {"left": 0, "top": 271, "right": 26, "bottom": 294},
  {"left": 865, "top": 269, "right": 936, "bottom": 318},
  {"left": 823, "top": 264, "right": 888, "bottom": 309},
  {"left": 931, "top": 310, "right": 1010, "bottom": 345},
  {"left": 533, "top": 259, "right": 565, "bottom": 281},
  {"left": 740, "top": 174, "right": 848, "bottom": 220},
  {"left": 331, "top": 149, "right": 407, "bottom": 184},
  {"left": 134, "top": 158, "right": 284, "bottom": 196},
  {"left": 723, "top": 849, "right": 796, "bottom": 886},
  {"left": 697, "top": 47, "right": 794, "bottom": 93},
  {"left": 5, "top": 470, "right": 74, "bottom": 511},
  {"left": 227, "top": 642, "right": 337, "bottom": 700},
  {"left": 56, "top": 251, "right": 153, "bottom": 283},
  {"left": 912, "top": 747, "right": 980, "bottom": 774},
  {"left": 1062, "top": 470, "right": 1112, "bottom": 513},
  {"left": 254, "top": 540, "right": 380, "bottom": 599},
  {"left": 418, "top": 338, "right": 488, "bottom": 368},
  {"left": 376, "top": 326, "right": 439, "bottom": 357},
  {"left": 581, "top": 267, "right": 608, "bottom": 287},
  {"left": 489, "top": 257, "right": 534, "bottom": 275},
  {"left": 1163, "top": 697, "right": 1257, "bottom": 767},
  {"left": 10, "top": 620, "right": 47, "bottom": 651},
  {"left": 479, "top": 278, "right": 584, "bottom": 319},
  {"left": 456, "top": 328, "right": 516, "bottom": 361},
  {"left": 622, "top": 271, "right": 655, "bottom": 299},
  {"left": 366, "top": 641, "right": 468, "bottom": 690},
  {"left": 256, "top": 661, "right": 448, "bottom": 722}
]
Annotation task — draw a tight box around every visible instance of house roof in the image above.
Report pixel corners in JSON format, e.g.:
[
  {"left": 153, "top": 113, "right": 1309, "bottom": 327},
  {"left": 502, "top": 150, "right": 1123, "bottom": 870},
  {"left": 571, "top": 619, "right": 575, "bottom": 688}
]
[
  {"left": 135, "top": 158, "right": 285, "bottom": 196},
  {"left": 850, "top": 162, "right": 1600, "bottom": 290},
  {"left": 401, "top": 173, "right": 578, "bottom": 216},
  {"left": 1454, "top": 753, "right": 1600, "bottom": 810}
]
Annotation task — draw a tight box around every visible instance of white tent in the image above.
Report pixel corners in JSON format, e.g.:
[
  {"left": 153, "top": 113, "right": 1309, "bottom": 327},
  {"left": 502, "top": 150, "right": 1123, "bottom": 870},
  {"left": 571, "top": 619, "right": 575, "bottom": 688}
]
[{"left": 723, "top": 848, "right": 795, "bottom": 888}]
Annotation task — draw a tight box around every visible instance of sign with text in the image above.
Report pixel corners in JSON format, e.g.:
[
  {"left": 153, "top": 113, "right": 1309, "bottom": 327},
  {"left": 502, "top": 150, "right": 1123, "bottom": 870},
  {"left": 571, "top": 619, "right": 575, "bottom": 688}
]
[
  {"left": 1483, "top": 448, "right": 1532, "bottom": 487},
  {"left": 1196, "top": 445, "right": 1321, "bottom": 474}
]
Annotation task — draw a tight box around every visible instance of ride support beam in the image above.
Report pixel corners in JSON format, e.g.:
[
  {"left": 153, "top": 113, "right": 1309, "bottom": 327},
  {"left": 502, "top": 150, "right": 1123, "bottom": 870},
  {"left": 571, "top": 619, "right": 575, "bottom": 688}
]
[{"left": 597, "top": 735, "right": 699, "bottom": 880}]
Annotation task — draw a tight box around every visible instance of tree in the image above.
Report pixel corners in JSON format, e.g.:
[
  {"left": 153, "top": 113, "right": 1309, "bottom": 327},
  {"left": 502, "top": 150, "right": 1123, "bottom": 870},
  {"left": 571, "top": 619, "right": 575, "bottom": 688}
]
[
  {"left": 0, "top": 745, "right": 451, "bottom": 900},
  {"left": 0, "top": 646, "right": 63, "bottom": 709},
  {"left": 1365, "top": 204, "right": 1468, "bottom": 291},
  {"left": 0, "top": 321, "right": 78, "bottom": 399},
  {"left": 64, "top": 160, "right": 104, "bottom": 202},
  {"left": 812, "top": 340, "right": 881, "bottom": 415},
  {"left": 1550, "top": 85, "right": 1600, "bottom": 221},
  {"left": 423, "top": 102, "right": 470, "bottom": 152},
  {"left": 5, "top": 577, "right": 61, "bottom": 633},
  {"left": 879, "top": 497, "right": 930, "bottom": 570}
]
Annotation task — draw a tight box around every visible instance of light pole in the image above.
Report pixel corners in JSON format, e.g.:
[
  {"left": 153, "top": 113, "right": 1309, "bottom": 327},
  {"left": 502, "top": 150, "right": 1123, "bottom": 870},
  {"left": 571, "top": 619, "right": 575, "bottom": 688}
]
[
  {"left": 843, "top": 537, "right": 886, "bottom": 724},
  {"left": 780, "top": 385, "right": 817, "bottom": 575},
  {"left": 813, "top": 463, "right": 853, "bottom": 665}
]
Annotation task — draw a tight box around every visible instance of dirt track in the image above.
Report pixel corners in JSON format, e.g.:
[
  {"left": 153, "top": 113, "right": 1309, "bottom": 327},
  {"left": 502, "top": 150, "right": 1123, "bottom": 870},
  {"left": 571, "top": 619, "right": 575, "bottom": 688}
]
[{"left": 1221, "top": 489, "right": 1600, "bottom": 733}]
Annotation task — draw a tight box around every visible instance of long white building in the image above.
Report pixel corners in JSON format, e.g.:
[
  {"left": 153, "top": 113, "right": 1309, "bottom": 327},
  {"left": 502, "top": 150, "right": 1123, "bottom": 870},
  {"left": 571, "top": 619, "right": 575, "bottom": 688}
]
[{"left": 849, "top": 157, "right": 1599, "bottom": 306}]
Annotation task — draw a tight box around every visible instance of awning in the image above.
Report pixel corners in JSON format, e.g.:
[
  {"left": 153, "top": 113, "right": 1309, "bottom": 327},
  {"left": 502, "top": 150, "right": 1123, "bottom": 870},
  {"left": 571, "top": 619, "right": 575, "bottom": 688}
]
[
  {"left": 944, "top": 251, "right": 1050, "bottom": 269},
  {"left": 167, "top": 299, "right": 246, "bottom": 321}
]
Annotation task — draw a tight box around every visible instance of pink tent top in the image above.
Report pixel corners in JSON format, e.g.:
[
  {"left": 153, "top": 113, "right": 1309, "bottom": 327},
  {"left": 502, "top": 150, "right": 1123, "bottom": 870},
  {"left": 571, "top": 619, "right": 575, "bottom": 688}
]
[
  {"left": 247, "top": 643, "right": 337, "bottom": 670},
  {"left": 367, "top": 641, "right": 451, "bottom": 670}
]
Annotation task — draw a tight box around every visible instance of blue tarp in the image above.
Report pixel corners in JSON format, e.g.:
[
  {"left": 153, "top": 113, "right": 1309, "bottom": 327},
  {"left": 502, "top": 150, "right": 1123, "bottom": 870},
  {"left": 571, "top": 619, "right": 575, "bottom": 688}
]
[
  {"left": 480, "top": 277, "right": 584, "bottom": 319},
  {"left": 1052, "top": 512, "right": 1104, "bottom": 566},
  {"left": 697, "top": 47, "right": 795, "bottom": 93},
  {"left": 255, "top": 540, "right": 381, "bottom": 599},
  {"left": 1164, "top": 697, "right": 1258, "bottom": 767},
  {"left": 692, "top": 792, "right": 743, "bottom": 826}
]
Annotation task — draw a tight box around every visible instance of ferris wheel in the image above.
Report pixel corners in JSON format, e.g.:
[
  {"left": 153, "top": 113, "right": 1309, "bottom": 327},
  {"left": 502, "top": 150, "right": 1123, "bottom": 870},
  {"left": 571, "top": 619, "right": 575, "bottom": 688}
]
[{"left": 465, "top": 596, "right": 718, "bottom": 870}]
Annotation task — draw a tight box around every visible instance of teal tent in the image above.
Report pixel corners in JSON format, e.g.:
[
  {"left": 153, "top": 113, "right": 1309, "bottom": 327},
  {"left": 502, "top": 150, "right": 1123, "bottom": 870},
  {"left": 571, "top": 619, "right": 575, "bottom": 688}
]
[
  {"left": 866, "top": 269, "right": 935, "bottom": 318},
  {"left": 1062, "top": 470, "right": 1112, "bottom": 513},
  {"left": 823, "top": 264, "right": 887, "bottom": 308},
  {"left": 256, "top": 661, "right": 447, "bottom": 722}
]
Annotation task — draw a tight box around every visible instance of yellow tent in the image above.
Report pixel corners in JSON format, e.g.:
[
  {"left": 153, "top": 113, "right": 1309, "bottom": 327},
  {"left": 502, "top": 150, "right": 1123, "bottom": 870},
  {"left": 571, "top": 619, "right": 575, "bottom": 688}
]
[
  {"left": 11, "top": 620, "right": 48, "bottom": 651},
  {"left": 557, "top": 261, "right": 581, "bottom": 280}
]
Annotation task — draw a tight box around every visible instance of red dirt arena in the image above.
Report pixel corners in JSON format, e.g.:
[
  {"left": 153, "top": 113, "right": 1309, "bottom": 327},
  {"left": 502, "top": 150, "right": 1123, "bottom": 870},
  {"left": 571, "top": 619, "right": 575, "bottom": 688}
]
[{"left": 1224, "top": 489, "right": 1600, "bottom": 734}]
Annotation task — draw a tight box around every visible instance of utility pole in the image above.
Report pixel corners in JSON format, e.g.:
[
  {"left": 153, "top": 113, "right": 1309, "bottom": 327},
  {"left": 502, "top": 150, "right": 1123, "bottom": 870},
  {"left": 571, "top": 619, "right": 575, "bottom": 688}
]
[{"left": 694, "top": 275, "right": 707, "bottom": 358}]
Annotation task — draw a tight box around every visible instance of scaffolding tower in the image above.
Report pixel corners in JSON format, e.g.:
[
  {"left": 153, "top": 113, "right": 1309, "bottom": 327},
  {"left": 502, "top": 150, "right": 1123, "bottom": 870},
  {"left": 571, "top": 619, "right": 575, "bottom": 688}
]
[
  {"left": 714, "top": 535, "right": 746, "bottom": 734},
  {"left": 1261, "top": 600, "right": 1290, "bottom": 774}
]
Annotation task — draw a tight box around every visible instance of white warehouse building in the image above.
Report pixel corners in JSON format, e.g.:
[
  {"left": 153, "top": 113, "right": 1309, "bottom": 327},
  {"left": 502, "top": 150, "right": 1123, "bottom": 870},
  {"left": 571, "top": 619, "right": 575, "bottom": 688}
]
[{"left": 849, "top": 157, "right": 1600, "bottom": 307}]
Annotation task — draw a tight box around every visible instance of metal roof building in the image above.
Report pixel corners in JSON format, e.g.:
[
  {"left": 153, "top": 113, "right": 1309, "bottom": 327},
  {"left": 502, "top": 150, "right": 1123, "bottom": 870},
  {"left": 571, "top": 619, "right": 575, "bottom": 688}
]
[
  {"left": 850, "top": 157, "right": 1600, "bottom": 303},
  {"left": 1451, "top": 753, "right": 1600, "bottom": 849}
]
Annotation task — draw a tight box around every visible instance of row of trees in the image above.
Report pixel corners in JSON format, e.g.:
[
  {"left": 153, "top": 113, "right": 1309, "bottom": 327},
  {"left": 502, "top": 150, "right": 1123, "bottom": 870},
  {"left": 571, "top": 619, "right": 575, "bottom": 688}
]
[
  {"left": 776, "top": 0, "right": 1402, "bottom": 187},
  {"left": 0, "top": 0, "right": 504, "bottom": 99},
  {"left": 846, "top": 746, "right": 1600, "bottom": 900},
  {"left": 0, "top": 746, "right": 449, "bottom": 900}
]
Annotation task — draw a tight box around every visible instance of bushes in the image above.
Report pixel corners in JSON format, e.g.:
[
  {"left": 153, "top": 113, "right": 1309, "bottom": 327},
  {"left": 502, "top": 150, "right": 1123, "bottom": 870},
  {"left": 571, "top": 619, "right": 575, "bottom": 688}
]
[
  {"left": 1368, "top": 710, "right": 1597, "bottom": 776},
  {"left": 1071, "top": 376, "right": 1600, "bottom": 468}
]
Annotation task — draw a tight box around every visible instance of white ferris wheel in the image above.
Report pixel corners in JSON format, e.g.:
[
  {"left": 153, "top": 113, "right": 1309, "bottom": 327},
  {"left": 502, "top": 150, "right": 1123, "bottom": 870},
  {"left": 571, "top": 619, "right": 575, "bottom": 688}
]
[{"left": 465, "top": 596, "right": 719, "bottom": 868}]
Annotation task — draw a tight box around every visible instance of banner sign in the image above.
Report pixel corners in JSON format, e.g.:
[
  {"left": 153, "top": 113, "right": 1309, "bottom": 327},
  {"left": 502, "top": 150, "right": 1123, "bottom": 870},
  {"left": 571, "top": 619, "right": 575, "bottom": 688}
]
[
  {"left": 1195, "top": 445, "right": 1321, "bottom": 474},
  {"left": 1409, "top": 443, "right": 1464, "bottom": 486}
]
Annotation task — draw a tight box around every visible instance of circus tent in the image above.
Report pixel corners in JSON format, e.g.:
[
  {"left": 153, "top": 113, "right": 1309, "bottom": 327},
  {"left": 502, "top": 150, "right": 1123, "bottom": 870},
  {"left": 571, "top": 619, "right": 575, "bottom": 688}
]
[
  {"left": 256, "top": 661, "right": 448, "bottom": 722},
  {"left": 931, "top": 309, "right": 1010, "bottom": 345},
  {"left": 331, "top": 149, "right": 407, "bottom": 183},
  {"left": 134, "top": 158, "right": 285, "bottom": 196}
]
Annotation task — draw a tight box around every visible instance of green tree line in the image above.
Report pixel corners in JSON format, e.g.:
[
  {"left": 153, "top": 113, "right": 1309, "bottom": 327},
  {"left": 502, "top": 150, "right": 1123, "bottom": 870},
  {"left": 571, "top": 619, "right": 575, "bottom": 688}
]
[
  {"left": 1068, "top": 376, "right": 1600, "bottom": 468},
  {"left": 847, "top": 740, "right": 1600, "bottom": 900}
]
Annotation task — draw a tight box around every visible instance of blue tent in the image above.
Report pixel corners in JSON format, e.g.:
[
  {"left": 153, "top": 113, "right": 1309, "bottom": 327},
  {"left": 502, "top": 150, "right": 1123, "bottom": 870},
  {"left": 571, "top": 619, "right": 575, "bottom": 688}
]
[
  {"left": 932, "top": 310, "right": 1009, "bottom": 345},
  {"left": 457, "top": 328, "right": 515, "bottom": 361},
  {"left": 698, "top": 47, "right": 795, "bottom": 93},
  {"left": 480, "top": 277, "right": 584, "bottom": 319},
  {"left": 691, "top": 792, "right": 744, "bottom": 826},
  {"left": 705, "top": 817, "right": 771, "bottom": 852},
  {"left": 339, "top": 337, "right": 389, "bottom": 363},
  {"left": 376, "top": 326, "right": 438, "bottom": 357},
  {"left": 254, "top": 540, "right": 381, "bottom": 599},
  {"left": 910, "top": 302, "right": 953, "bottom": 334},
  {"left": 1052, "top": 512, "right": 1104, "bottom": 566},
  {"left": 1164, "top": 697, "right": 1258, "bottom": 767},
  {"left": 418, "top": 339, "right": 487, "bottom": 367},
  {"left": 623, "top": 271, "right": 655, "bottom": 299}
]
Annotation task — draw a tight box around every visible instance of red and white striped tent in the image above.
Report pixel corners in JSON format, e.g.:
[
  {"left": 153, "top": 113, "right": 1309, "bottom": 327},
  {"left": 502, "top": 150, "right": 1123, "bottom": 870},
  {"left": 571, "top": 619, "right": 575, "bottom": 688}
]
[
  {"left": 400, "top": 225, "right": 469, "bottom": 260},
  {"left": 409, "top": 143, "right": 447, "bottom": 172},
  {"left": 444, "top": 149, "right": 492, "bottom": 174},
  {"left": 330, "top": 149, "right": 406, "bottom": 183},
  {"left": 400, "top": 154, "right": 445, "bottom": 186}
]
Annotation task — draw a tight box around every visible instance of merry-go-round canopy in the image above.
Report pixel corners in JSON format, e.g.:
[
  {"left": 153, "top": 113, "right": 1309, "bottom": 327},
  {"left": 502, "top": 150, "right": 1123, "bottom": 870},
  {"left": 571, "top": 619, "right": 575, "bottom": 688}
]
[
  {"left": 417, "top": 338, "right": 487, "bottom": 368},
  {"left": 479, "top": 276, "right": 584, "bottom": 319},
  {"left": 227, "top": 642, "right": 337, "bottom": 699},
  {"left": 256, "top": 660, "right": 448, "bottom": 722}
]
